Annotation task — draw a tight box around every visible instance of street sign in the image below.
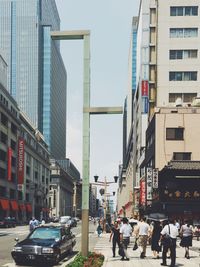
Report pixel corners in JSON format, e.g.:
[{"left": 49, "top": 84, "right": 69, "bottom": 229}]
[{"left": 17, "top": 184, "right": 24, "bottom": 191}]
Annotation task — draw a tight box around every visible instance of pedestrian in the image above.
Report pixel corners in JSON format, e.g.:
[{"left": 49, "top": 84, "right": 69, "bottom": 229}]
[
  {"left": 160, "top": 219, "right": 178, "bottom": 267},
  {"left": 179, "top": 220, "right": 193, "bottom": 259},
  {"left": 151, "top": 221, "right": 162, "bottom": 259},
  {"left": 109, "top": 221, "right": 120, "bottom": 257},
  {"left": 97, "top": 221, "right": 102, "bottom": 237},
  {"left": 135, "top": 216, "right": 150, "bottom": 259},
  {"left": 119, "top": 217, "right": 132, "bottom": 261},
  {"left": 29, "top": 217, "right": 35, "bottom": 232}
]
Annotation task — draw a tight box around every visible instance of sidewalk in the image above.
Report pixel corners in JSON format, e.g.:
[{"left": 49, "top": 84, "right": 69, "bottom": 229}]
[{"left": 94, "top": 233, "right": 200, "bottom": 267}]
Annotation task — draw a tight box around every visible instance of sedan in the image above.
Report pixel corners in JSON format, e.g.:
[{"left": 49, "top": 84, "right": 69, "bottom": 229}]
[
  {"left": 11, "top": 225, "right": 76, "bottom": 265},
  {"left": 0, "top": 217, "right": 17, "bottom": 228}
]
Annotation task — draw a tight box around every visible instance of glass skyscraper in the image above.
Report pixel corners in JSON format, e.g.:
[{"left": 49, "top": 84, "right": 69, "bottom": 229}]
[{"left": 0, "top": 0, "right": 67, "bottom": 159}]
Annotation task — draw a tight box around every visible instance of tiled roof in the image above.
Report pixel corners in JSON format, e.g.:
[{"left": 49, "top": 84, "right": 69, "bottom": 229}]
[{"left": 165, "top": 161, "right": 200, "bottom": 170}]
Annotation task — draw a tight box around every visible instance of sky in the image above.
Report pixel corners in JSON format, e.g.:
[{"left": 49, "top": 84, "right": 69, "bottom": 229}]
[{"left": 55, "top": 0, "right": 140, "bottom": 200}]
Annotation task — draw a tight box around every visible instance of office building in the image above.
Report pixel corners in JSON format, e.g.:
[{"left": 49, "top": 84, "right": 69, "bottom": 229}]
[
  {"left": 0, "top": 54, "right": 51, "bottom": 222},
  {"left": 0, "top": 0, "right": 67, "bottom": 159}
]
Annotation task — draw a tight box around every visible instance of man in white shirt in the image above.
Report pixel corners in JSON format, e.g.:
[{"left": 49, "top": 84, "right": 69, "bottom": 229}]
[
  {"left": 120, "top": 217, "right": 132, "bottom": 261},
  {"left": 160, "top": 219, "right": 178, "bottom": 267},
  {"left": 135, "top": 217, "right": 150, "bottom": 258}
]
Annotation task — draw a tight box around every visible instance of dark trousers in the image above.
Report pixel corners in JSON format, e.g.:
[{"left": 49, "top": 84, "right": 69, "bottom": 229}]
[
  {"left": 162, "top": 238, "right": 176, "bottom": 266},
  {"left": 112, "top": 238, "right": 120, "bottom": 256}
]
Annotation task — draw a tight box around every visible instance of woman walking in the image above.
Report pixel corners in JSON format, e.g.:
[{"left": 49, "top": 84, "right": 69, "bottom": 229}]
[
  {"left": 180, "top": 220, "right": 193, "bottom": 259},
  {"left": 109, "top": 221, "right": 120, "bottom": 257},
  {"left": 151, "top": 221, "right": 162, "bottom": 259}
]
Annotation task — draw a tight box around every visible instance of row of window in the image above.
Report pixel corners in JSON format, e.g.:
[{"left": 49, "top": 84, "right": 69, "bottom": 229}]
[
  {"left": 170, "top": 6, "right": 198, "bottom": 16},
  {"left": 170, "top": 28, "right": 198, "bottom": 38},
  {"left": 169, "top": 71, "right": 197, "bottom": 81},
  {"left": 0, "top": 94, "right": 18, "bottom": 118},
  {"left": 169, "top": 50, "right": 198, "bottom": 60},
  {"left": 169, "top": 93, "right": 197, "bottom": 103}
]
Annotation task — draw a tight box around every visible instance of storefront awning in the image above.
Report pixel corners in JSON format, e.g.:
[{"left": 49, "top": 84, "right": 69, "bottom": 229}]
[
  {"left": 26, "top": 204, "right": 32, "bottom": 212},
  {"left": 19, "top": 204, "right": 26, "bottom": 211},
  {"left": 10, "top": 200, "right": 19, "bottom": 211},
  {"left": 0, "top": 199, "right": 10, "bottom": 210}
]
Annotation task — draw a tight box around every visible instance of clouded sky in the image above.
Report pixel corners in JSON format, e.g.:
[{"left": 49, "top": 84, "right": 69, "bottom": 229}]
[{"left": 55, "top": 0, "right": 140, "bottom": 199}]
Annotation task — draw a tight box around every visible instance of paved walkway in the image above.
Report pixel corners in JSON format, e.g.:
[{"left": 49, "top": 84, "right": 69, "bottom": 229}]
[{"left": 94, "top": 234, "right": 200, "bottom": 267}]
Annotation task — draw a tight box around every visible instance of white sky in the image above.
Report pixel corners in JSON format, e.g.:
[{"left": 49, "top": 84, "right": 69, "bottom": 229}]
[{"left": 55, "top": 0, "right": 140, "bottom": 199}]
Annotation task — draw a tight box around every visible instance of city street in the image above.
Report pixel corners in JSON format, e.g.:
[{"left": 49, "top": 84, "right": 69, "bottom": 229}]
[{"left": 0, "top": 221, "right": 99, "bottom": 267}]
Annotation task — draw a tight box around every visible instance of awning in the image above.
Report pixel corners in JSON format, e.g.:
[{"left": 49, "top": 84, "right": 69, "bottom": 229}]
[
  {"left": 10, "top": 200, "right": 19, "bottom": 211},
  {"left": 26, "top": 204, "right": 32, "bottom": 212},
  {"left": 0, "top": 199, "right": 10, "bottom": 210},
  {"left": 19, "top": 204, "right": 26, "bottom": 211}
]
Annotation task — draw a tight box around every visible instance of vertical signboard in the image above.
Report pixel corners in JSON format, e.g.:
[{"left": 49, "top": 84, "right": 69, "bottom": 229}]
[
  {"left": 140, "top": 180, "right": 146, "bottom": 206},
  {"left": 152, "top": 168, "right": 159, "bottom": 188},
  {"left": 146, "top": 167, "right": 153, "bottom": 200},
  {"left": 142, "top": 80, "right": 149, "bottom": 96},
  {"left": 18, "top": 138, "right": 24, "bottom": 184},
  {"left": 7, "top": 147, "right": 12, "bottom": 181}
]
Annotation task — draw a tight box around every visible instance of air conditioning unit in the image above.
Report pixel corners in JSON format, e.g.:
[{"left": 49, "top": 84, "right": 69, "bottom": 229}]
[
  {"left": 175, "top": 98, "right": 183, "bottom": 107},
  {"left": 191, "top": 96, "right": 200, "bottom": 107}
]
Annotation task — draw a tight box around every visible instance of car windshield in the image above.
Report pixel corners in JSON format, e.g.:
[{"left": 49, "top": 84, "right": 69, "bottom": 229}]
[{"left": 29, "top": 227, "right": 61, "bottom": 240}]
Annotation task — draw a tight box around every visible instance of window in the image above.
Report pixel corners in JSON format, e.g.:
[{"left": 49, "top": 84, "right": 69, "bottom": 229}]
[
  {"left": 170, "top": 6, "right": 198, "bottom": 16},
  {"left": 11, "top": 139, "right": 16, "bottom": 151},
  {"left": 10, "top": 189, "right": 15, "bottom": 199},
  {"left": 0, "top": 131, "right": 8, "bottom": 145},
  {"left": 173, "top": 152, "right": 191, "bottom": 160},
  {"left": 166, "top": 128, "right": 184, "bottom": 140},
  {"left": 0, "top": 168, "right": 6, "bottom": 180},
  {"left": 1, "top": 113, "right": 8, "bottom": 127},
  {"left": 26, "top": 165, "right": 30, "bottom": 176},
  {"left": 11, "top": 123, "right": 17, "bottom": 135},
  {"left": 170, "top": 28, "right": 198, "bottom": 38},
  {"left": 169, "top": 50, "right": 198, "bottom": 60},
  {"left": 169, "top": 93, "right": 197, "bottom": 103},
  {"left": 169, "top": 72, "right": 197, "bottom": 81},
  {"left": 0, "top": 149, "right": 6, "bottom": 162}
]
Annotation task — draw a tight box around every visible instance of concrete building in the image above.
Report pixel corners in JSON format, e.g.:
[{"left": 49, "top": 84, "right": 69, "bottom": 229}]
[
  {"left": 143, "top": 107, "right": 200, "bottom": 221},
  {"left": 118, "top": 0, "right": 200, "bottom": 219},
  {"left": 0, "top": 0, "right": 67, "bottom": 159},
  {"left": 49, "top": 159, "right": 80, "bottom": 218},
  {"left": 0, "top": 54, "right": 51, "bottom": 222}
]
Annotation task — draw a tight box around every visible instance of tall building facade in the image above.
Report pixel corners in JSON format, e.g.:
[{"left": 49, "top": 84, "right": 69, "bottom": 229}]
[
  {"left": 0, "top": 0, "right": 67, "bottom": 159},
  {"left": 130, "top": 0, "right": 200, "bottom": 219}
]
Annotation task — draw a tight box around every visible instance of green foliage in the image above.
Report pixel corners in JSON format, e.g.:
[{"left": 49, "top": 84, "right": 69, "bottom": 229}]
[{"left": 67, "top": 252, "right": 104, "bottom": 267}]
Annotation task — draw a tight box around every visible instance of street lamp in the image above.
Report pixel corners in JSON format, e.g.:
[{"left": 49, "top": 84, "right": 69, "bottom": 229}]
[{"left": 93, "top": 175, "right": 118, "bottom": 231}]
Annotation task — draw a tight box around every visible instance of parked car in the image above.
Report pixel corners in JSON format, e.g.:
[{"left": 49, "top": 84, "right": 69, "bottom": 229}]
[
  {"left": 74, "top": 217, "right": 80, "bottom": 223},
  {"left": 59, "top": 216, "right": 71, "bottom": 227},
  {"left": 70, "top": 218, "right": 77, "bottom": 227},
  {"left": 11, "top": 225, "right": 76, "bottom": 265},
  {"left": 0, "top": 217, "right": 17, "bottom": 228}
]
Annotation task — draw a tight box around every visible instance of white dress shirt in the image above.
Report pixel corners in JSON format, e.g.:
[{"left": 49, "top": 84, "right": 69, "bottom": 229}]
[
  {"left": 138, "top": 221, "right": 150, "bottom": 235},
  {"left": 120, "top": 223, "right": 132, "bottom": 238},
  {"left": 161, "top": 223, "right": 178, "bottom": 239}
]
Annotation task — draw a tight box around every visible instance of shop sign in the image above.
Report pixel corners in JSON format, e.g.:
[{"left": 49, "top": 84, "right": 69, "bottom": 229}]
[
  {"left": 18, "top": 138, "right": 24, "bottom": 184},
  {"left": 146, "top": 167, "right": 152, "bottom": 200},
  {"left": 140, "top": 180, "right": 146, "bottom": 205},
  {"left": 152, "top": 168, "right": 158, "bottom": 188},
  {"left": 141, "top": 80, "right": 149, "bottom": 96}
]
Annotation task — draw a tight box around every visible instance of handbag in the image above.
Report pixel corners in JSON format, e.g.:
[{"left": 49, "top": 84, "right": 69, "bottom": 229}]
[
  {"left": 133, "top": 238, "right": 138, "bottom": 250},
  {"left": 162, "top": 225, "right": 173, "bottom": 248}
]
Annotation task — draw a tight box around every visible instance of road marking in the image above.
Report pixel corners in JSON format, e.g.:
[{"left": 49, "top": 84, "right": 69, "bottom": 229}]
[{"left": 2, "top": 263, "right": 15, "bottom": 267}]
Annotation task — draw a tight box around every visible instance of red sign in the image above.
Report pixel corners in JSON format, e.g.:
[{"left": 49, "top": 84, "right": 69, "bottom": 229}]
[
  {"left": 18, "top": 138, "right": 24, "bottom": 184},
  {"left": 7, "top": 147, "right": 12, "bottom": 181},
  {"left": 142, "top": 80, "right": 149, "bottom": 96},
  {"left": 140, "top": 180, "right": 146, "bottom": 206}
]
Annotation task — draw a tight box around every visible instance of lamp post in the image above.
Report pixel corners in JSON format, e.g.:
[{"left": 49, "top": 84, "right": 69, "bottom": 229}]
[{"left": 93, "top": 175, "right": 118, "bottom": 232}]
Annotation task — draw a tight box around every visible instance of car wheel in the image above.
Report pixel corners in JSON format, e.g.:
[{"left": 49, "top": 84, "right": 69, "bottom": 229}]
[
  {"left": 15, "top": 260, "right": 24, "bottom": 266},
  {"left": 53, "top": 252, "right": 61, "bottom": 265},
  {"left": 68, "top": 246, "right": 73, "bottom": 254}
]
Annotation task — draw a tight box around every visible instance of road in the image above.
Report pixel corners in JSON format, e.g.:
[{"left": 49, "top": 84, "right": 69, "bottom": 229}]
[{"left": 0, "top": 221, "right": 99, "bottom": 267}]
